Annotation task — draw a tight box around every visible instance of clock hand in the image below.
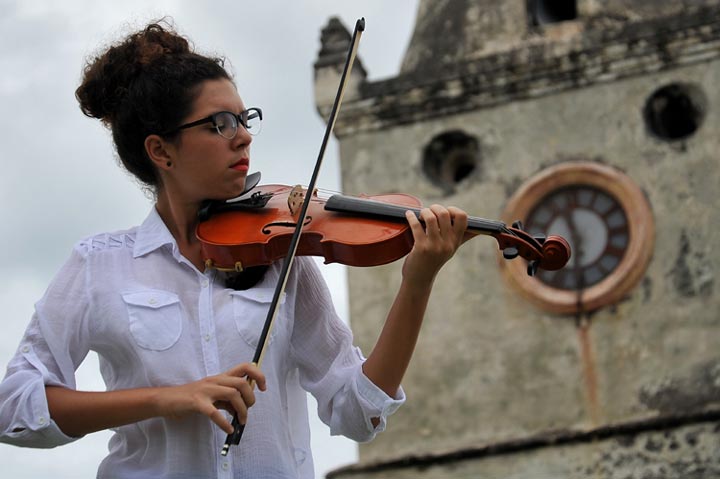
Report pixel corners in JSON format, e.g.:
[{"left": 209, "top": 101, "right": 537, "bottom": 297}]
[{"left": 564, "top": 203, "right": 589, "bottom": 317}]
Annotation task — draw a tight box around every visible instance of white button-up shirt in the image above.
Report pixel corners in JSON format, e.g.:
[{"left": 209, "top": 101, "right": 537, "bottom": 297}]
[{"left": 0, "top": 208, "right": 404, "bottom": 478}]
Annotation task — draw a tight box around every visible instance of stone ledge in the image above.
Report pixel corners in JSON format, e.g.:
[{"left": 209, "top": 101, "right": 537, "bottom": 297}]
[
  {"left": 327, "top": 408, "right": 720, "bottom": 478},
  {"left": 327, "top": 6, "right": 720, "bottom": 137}
]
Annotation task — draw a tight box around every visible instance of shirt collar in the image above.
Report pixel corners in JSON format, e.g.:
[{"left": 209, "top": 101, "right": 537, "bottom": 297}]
[{"left": 133, "top": 207, "right": 178, "bottom": 258}]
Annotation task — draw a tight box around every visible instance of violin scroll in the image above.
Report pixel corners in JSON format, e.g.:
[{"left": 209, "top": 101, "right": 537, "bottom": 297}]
[
  {"left": 535, "top": 235, "right": 572, "bottom": 271},
  {"left": 492, "top": 220, "right": 571, "bottom": 276}
]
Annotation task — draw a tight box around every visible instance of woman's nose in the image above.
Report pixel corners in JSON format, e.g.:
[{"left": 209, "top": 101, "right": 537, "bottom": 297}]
[{"left": 233, "top": 124, "right": 253, "bottom": 147}]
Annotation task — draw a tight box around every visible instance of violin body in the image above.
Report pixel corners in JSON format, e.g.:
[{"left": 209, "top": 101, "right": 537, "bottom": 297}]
[{"left": 197, "top": 184, "right": 423, "bottom": 271}]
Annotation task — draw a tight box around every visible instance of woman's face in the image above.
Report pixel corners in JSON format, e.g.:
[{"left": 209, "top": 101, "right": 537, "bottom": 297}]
[{"left": 164, "top": 78, "right": 253, "bottom": 203}]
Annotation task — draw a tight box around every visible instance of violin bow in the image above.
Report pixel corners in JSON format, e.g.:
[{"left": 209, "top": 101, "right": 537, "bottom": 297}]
[{"left": 221, "top": 17, "right": 366, "bottom": 456}]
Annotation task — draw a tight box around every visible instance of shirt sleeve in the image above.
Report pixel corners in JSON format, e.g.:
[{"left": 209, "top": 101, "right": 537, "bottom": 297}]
[
  {"left": 0, "top": 244, "right": 92, "bottom": 448},
  {"left": 288, "top": 258, "right": 405, "bottom": 443}
]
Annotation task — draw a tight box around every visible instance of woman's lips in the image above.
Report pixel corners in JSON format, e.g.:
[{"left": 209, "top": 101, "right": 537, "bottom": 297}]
[{"left": 230, "top": 159, "right": 249, "bottom": 172}]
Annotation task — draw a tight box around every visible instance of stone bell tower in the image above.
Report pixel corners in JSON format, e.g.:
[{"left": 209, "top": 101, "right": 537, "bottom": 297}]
[{"left": 314, "top": 1, "right": 720, "bottom": 477}]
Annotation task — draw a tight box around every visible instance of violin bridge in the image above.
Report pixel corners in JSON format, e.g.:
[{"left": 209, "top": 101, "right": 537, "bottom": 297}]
[{"left": 288, "top": 185, "right": 306, "bottom": 217}]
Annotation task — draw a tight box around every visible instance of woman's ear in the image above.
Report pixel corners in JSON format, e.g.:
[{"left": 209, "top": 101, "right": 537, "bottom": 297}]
[{"left": 145, "top": 134, "right": 175, "bottom": 170}]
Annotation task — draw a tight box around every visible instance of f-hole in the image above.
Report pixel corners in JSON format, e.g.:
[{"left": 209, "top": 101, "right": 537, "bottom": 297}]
[{"left": 262, "top": 217, "right": 313, "bottom": 234}]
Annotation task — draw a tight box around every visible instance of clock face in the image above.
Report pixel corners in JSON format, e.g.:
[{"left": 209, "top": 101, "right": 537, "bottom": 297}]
[{"left": 524, "top": 185, "right": 629, "bottom": 290}]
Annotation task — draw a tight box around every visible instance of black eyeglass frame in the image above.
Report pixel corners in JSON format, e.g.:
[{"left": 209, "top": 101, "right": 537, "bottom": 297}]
[{"left": 163, "top": 107, "right": 263, "bottom": 138}]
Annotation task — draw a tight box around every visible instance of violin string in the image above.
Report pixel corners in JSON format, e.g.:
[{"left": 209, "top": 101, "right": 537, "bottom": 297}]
[
  {"left": 286, "top": 186, "right": 516, "bottom": 235},
  {"left": 273, "top": 187, "right": 512, "bottom": 235},
  {"left": 281, "top": 185, "right": 341, "bottom": 199},
  {"left": 315, "top": 187, "right": 342, "bottom": 198}
]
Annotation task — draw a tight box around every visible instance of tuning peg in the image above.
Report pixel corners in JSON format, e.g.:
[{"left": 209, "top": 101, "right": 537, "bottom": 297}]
[
  {"left": 527, "top": 260, "right": 539, "bottom": 276},
  {"left": 503, "top": 247, "right": 519, "bottom": 260},
  {"left": 512, "top": 220, "right": 524, "bottom": 230},
  {"left": 533, "top": 234, "right": 546, "bottom": 245}
]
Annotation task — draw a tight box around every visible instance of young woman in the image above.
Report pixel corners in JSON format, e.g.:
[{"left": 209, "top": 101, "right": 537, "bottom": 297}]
[{"left": 0, "top": 21, "right": 467, "bottom": 478}]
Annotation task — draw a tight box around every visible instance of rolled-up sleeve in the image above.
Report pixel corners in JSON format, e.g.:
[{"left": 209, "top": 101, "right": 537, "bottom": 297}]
[
  {"left": 0, "top": 245, "right": 91, "bottom": 448},
  {"left": 289, "top": 258, "right": 405, "bottom": 443},
  {"left": 353, "top": 363, "right": 405, "bottom": 434}
]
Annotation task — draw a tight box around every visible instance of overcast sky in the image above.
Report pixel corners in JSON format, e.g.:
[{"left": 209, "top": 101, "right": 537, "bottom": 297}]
[{"left": 0, "top": 1, "right": 419, "bottom": 477}]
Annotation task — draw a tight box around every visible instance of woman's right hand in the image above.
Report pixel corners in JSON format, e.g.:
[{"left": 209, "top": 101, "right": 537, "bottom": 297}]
[{"left": 156, "top": 363, "right": 267, "bottom": 434}]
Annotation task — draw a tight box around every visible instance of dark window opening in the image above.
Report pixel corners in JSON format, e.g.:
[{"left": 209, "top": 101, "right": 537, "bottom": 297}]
[
  {"left": 422, "top": 131, "right": 480, "bottom": 194},
  {"left": 643, "top": 83, "right": 706, "bottom": 141},
  {"left": 528, "top": 0, "right": 578, "bottom": 26}
]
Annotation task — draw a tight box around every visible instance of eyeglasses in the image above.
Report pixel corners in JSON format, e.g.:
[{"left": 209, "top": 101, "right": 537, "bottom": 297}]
[{"left": 166, "top": 107, "right": 263, "bottom": 139}]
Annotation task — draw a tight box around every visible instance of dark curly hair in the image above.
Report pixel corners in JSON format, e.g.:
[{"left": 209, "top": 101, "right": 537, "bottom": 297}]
[{"left": 75, "top": 20, "right": 232, "bottom": 189}]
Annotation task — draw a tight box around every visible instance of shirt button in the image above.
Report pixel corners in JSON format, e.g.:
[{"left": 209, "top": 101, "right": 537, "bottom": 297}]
[
  {"left": 38, "top": 416, "right": 46, "bottom": 425},
  {"left": 148, "top": 298, "right": 157, "bottom": 305},
  {"left": 201, "top": 279, "right": 209, "bottom": 288},
  {"left": 21, "top": 346, "right": 30, "bottom": 353},
  {"left": 204, "top": 334, "right": 211, "bottom": 342},
  {"left": 294, "top": 447, "right": 307, "bottom": 465},
  {"left": 221, "top": 462, "right": 229, "bottom": 471}
]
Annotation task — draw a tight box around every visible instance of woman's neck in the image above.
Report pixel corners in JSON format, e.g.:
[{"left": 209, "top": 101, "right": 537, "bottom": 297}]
[{"left": 155, "top": 192, "right": 205, "bottom": 271}]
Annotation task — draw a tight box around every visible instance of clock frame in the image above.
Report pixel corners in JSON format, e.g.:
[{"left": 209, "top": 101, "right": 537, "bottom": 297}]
[{"left": 501, "top": 162, "right": 655, "bottom": 314}]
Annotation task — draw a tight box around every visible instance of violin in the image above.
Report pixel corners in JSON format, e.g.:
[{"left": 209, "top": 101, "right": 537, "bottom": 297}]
[{"left": 197, "top": 174, "right": 571, "bottom": 277}]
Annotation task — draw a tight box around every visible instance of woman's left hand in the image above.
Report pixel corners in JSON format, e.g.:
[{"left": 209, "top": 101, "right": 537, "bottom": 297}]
[{"left": 402, "top": 205, "right": 468, "bottom": 286}]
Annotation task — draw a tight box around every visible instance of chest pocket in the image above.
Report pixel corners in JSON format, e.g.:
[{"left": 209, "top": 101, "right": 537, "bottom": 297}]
[
  {"left": 122, "top": 290, "right": 183, "bottom": 351},
  {"left": 230, "top": 288, "right": 288, "bottom": 349}
]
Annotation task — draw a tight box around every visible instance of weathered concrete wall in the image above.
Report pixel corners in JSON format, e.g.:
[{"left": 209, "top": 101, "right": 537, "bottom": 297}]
[
  {"left": 315, "top": 1, "right": 720, "bottom": 477},
  {"left": 399, "top": 0, "right": 720, "bottom": 75},
  {"left": 399, "top": 0, "right": 528, "bottom": 73},
  {"left": 334, "top": 59, "right": 720, "bottom": 466}
]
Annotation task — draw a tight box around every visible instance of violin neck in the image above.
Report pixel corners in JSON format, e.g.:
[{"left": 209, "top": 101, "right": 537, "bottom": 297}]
[{"left": 324, "top": 194, "right": 506, "bottom": 236}]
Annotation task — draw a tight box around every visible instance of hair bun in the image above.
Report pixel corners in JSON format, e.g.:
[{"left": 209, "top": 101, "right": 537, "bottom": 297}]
[
  {"left": 76, "top": 21, "right": 190, "bottom": 122},
  {"left": 135, "top": 23, "right": 190, "bottom": 65}
]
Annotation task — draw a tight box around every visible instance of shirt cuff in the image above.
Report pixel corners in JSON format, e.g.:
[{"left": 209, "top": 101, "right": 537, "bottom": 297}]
[
  {"left": 2, "top": 419, "right": 78, "bottom": 449},
  {"left": 0, "top": 372, "right": 79, "bottom": 448},
  {"left": 356, "top": 368, "right": 406, "bottom": 433}
]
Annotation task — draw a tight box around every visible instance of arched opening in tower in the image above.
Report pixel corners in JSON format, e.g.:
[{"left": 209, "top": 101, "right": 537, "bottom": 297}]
[
  {"left": 643, "top": 83, "right": 706, "bottom": 141},
  {"left": 528, "top": 0, "right": 578, "bottom": 26},
  {"left": 422, "top": 131, "right": 480, "bottom": 194}
]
